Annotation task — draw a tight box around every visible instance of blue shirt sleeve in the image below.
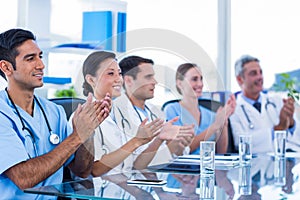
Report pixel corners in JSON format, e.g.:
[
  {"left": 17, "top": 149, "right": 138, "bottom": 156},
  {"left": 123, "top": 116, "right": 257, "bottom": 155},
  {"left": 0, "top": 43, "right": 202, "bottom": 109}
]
[
  {"left": 0, "top": 116, "right": 29, "bottom": 174},
  {"left": 164, "top": 102, "right": 182, "bottom": 126},
  {"left": 288, "top": 120, "right": 296, "bottom": 135}
]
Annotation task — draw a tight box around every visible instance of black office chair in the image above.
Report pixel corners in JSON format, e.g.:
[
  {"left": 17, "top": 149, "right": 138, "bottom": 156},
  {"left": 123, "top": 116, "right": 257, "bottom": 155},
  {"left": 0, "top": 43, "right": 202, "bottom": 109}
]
[
  {"left": 161, "top": 98, "right": 237, "bottom": 153},
  {"left": 49, "top": 97, "right": 86, "bottom": 120},
  {"left": 161, "top": 98, "right": 224, "bottom": 112}
]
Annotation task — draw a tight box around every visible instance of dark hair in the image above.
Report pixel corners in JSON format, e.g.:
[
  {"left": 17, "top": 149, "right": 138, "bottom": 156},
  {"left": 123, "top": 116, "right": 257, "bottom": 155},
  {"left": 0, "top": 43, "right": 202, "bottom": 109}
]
[
  {"left": 119, "top": 55, "right": 154, "bottom": 79},
  {"left": 234, "top": 55, "right": 260, "bottom": 77},
  {"left": 0, "top": 28, "right": 36, "bottom": 70},
  {"left": 82, "top": 51, "right": 116, "bottom": 96},
  {"left": 0, "top": 46, "right": 14, "bottom": 81},
  {"left": 175, "top": 63, "right": 198, "bottom": 95}
]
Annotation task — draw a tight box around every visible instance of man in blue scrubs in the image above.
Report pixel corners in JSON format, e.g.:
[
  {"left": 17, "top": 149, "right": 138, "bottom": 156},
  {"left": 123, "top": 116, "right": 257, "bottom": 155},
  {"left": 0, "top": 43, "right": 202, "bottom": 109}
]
[{"left": 0, "top": 28, "right": 111, "bottom": 199}]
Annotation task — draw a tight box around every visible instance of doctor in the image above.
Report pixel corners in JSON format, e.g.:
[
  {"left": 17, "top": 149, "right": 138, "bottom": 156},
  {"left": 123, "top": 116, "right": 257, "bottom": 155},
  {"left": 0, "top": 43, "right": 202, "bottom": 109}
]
[
  {"left": 0, "top": 28, "right": 111, "bottom": 199},
  {"left": 114, "top": 55, "right": 195, "bottom": 169},
  {"left": 80, "top": 51, "right": 181, "bottom": 179},
  {"left": 230, "top": 54, "right": 296, "bottom": 153},
  {"left": 226, "top": 55, "right": 297, "bottom": 197}
]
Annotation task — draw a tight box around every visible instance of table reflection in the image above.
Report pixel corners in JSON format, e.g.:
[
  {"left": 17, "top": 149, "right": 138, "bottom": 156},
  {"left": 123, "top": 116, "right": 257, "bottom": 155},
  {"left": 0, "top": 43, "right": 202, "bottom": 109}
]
[
  {"left": 218, "top": 154, "right": 297, "bottom": 200},
  {"left": 24, "top": 154, "right": 300, "bottom": 199}
]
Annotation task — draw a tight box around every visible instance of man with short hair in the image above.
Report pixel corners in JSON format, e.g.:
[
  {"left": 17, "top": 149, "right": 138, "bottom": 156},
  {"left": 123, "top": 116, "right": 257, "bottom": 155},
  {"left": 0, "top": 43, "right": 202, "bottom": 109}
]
[
  {"left": 114, "top": 55, "right": 194, "bottom": 169},
  {"left": 229, "top": 54, "right": 297, "bottom": 195},
  {"left": 0, "top": 28, "right": 111, "bottom": 199},
  {"left": 230, "top": 54, "right": 296, "bottom": 153}
]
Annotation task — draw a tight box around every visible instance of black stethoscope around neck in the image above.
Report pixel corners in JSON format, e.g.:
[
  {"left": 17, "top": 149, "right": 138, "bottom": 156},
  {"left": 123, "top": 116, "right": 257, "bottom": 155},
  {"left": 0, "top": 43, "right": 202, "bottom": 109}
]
[{"left": 5, "top": 88, "right": 60, "bottom": 156}]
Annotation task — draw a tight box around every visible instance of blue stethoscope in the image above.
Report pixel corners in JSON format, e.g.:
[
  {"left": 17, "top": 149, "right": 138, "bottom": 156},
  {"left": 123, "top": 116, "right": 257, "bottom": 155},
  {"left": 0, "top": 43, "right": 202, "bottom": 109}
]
[
  {"left": 6, "top": 88, "right": 60, "bottom": 158},
  {"left": 241, "top": 98, "right": 276, "bottom": 129}
]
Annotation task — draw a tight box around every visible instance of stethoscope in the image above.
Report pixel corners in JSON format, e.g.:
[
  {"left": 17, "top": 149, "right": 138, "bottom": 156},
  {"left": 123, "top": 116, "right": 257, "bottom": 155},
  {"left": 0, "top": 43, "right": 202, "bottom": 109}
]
[
  {"left": 98, "top": 104, "right": 157, "bottom": 155},
  {"left": 98, "top": 126, "right": 109, "bottom": 154},
  {"left": 97, "top": 106, "right": 130, "bottom": 155},
  {"left": 241, "top": 97, "right": 276, "bottom": 129},
  {"left": 132, "top": 104, "right": 158, "bottom": 123},
  {"left": 116, "top": 104, "right": 157, "bottom": 130},
  {"left": 116, "top": 107, "right": 131, "bottom": 130},
  {"left": 5, "top": 88, "right": 60, "bottom": 157}
]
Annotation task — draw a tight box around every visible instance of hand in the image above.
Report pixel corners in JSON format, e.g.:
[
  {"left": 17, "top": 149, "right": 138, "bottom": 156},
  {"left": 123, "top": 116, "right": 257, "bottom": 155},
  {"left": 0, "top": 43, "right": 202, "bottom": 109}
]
[
  {"left": 212, "top": 106, "right": 227, "bottom": 131},
  {"left": 158, "top": 117, "right": 181, "bottom": 140},
  {"left": 158, "top": 117, "right": 194, "bottom": 141},
  {"left": 72, "top": 93, "right": 110, "bottom": 143},
  {"left": 224, "top": 94, "right": 236, "bottom": 119},
  {"left": 277, "top": 97, "right": 295, "bottom": 130},
  {"left": 135, "top": 118, "right": 164, "bottom": 145},
  {"left": 96, "top": 93, "right": 111, "bottom": 124},
  {"left": 167, "top": 124, "right": 195, "bottom": 155},
  {"left": 172, "top": 174, "right": 199, "bottom": 196},
  {"left": 215, "top": 170, "right": 235, "bottom": 199}
]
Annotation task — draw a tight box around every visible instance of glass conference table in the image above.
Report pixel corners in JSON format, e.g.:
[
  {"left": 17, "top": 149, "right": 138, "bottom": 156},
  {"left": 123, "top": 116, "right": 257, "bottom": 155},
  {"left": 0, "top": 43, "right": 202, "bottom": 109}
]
[{"left": 24, "top": 153, "right": 300, "bottom": 199}]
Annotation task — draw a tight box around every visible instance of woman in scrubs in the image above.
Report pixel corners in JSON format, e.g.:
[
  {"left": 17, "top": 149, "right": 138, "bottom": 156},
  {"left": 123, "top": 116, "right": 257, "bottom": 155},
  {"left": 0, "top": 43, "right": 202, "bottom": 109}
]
[
  {"left": 81, "top": 51, "right": 173, "bottom": 176},
  {"left": 164, "top": 63, "right": 236, "bottom": 154}
]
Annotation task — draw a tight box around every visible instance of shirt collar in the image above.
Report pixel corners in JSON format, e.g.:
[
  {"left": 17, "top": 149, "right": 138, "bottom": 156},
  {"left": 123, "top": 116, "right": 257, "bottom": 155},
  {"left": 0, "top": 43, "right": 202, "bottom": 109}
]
[{"left": 241, "top": 93, "right": 262, "bottom": 105}]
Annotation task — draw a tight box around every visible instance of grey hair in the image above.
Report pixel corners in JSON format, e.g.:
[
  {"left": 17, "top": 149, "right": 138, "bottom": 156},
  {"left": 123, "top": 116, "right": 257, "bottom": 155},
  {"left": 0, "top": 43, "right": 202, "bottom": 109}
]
[{"left": 234, "top": 55, "right": 260, "bottom": 77}]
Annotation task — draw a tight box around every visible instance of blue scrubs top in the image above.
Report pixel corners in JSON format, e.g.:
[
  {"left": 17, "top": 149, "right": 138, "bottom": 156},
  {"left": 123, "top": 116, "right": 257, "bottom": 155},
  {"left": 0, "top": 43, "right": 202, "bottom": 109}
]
[
  {"left": 164, "top": 100, "right": 215, "bottom": 188},
  {"left": 0, "top": 90, "right": 73, "bottom": 199},
  {"left": 164, "top": 101, "right": 216, "bottom": 154}
]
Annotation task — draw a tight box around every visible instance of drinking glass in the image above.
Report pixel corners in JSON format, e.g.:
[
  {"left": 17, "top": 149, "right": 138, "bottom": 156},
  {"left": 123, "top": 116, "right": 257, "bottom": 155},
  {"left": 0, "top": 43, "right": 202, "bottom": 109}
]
[
  {"left": 239, "top": 135, "right": 252, "bottom": 165},
  {"left": 200, "top": 141, "right": 215, "bottom": 175},
  {"left": 200, "top": 141, "right": 215, "bottom": 200},
  {"left": 274, "top": 130, "right": 287, "bottom": 157},
  {"left": 274, "top": 156, "right": 286, "bottom": 186},
  {"left": 238, "top": 164, "right": 252, "bottom": 195}
]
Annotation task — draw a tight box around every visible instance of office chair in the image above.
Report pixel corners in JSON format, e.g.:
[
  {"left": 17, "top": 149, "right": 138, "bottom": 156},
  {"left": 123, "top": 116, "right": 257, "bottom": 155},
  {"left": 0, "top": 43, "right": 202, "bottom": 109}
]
[
  {"left": 49, "top": 97, "right": 86, "bottom": 120},
  {"left": 161, "top": 98, "right": 224, "bottom": 112},
  {"left": 161, "top": 98, "right": 237, "bottom": 153}
]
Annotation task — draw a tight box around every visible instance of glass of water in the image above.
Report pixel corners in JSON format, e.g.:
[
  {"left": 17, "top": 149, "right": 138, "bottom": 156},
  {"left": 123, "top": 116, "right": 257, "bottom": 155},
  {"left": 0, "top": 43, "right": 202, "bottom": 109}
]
[
  {"left": 239, "top": 135, "right": 252, "bottom": 165},
  {"left": 274, "top": 156, "right": 286, "bottom": 186},
  {"left": 239, "top": 164, "right": 252, "bottom": 195},
  {"left": 200, "top": 141, "right": 215, "bottom": 200},
  {"left": 274, "top": 130, "right": 287, "bottom": 157},
  {"left": 200, "top": 141, "right": 215, "bottom": 175}
]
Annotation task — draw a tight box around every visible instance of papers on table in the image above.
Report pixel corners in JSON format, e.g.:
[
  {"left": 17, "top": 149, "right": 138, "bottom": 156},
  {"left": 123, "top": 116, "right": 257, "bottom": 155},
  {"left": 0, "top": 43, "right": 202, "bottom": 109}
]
[{"left": 174, "top": 154, "right": 240, "bottom": 167}]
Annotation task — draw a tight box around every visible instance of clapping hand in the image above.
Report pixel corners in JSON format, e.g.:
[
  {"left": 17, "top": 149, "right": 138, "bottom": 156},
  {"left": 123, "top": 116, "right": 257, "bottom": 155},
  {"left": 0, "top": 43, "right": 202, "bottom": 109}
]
[
  {"left": 277, "top": 97, "right": 295, "bottom": 130},
  {"left": 72, "top": 93, "right": 111, "bottom": 143},
  {"left": 135, "top": 118, "right": 164, "bottom": 145},
  {"left": 158, "top": 117, "right": 194, "bottom": 156}
]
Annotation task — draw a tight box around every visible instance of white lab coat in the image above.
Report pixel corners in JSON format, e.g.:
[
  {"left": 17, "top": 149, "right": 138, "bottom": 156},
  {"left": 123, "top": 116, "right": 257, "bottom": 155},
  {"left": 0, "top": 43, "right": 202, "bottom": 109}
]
[
  {"left": 113, "top": 93, "right": 182, "bottom": 166},
  {"left": 230, "top": 92, "right": 297, "bottom": 153},
  {"left": 94, "top": 105, "right": 134, "bottom": 175}
]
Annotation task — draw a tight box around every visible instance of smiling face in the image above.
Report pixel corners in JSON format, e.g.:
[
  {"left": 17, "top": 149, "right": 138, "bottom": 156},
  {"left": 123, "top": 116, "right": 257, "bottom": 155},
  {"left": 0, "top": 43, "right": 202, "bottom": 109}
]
[
  {"left": 8, "top": 40, "right": 45, "bottom": 91},
  {"left": 177, "top": 66, "right": 203, "bottom": 98},
  {"left": 88, "top": 58, "right": 123, "bottom": 99},
  {"left": 237, "top": 60, "right": 263, "bottom": 100},
  {"left": 127, "top": 63, "right": 157, "bottom": 101}
]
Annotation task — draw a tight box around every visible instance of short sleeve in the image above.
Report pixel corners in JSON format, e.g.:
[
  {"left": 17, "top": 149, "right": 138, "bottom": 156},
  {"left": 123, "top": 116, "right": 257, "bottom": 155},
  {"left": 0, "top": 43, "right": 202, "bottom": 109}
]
[
  {"left": 164, "top": 103, "right": 181, "bottom": 126},
  {"left": 94, "top": 127, "right": 106, "bottom": 161},
  {"left": 0, "top": 114, "right": 28, "bottom": 174}
]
